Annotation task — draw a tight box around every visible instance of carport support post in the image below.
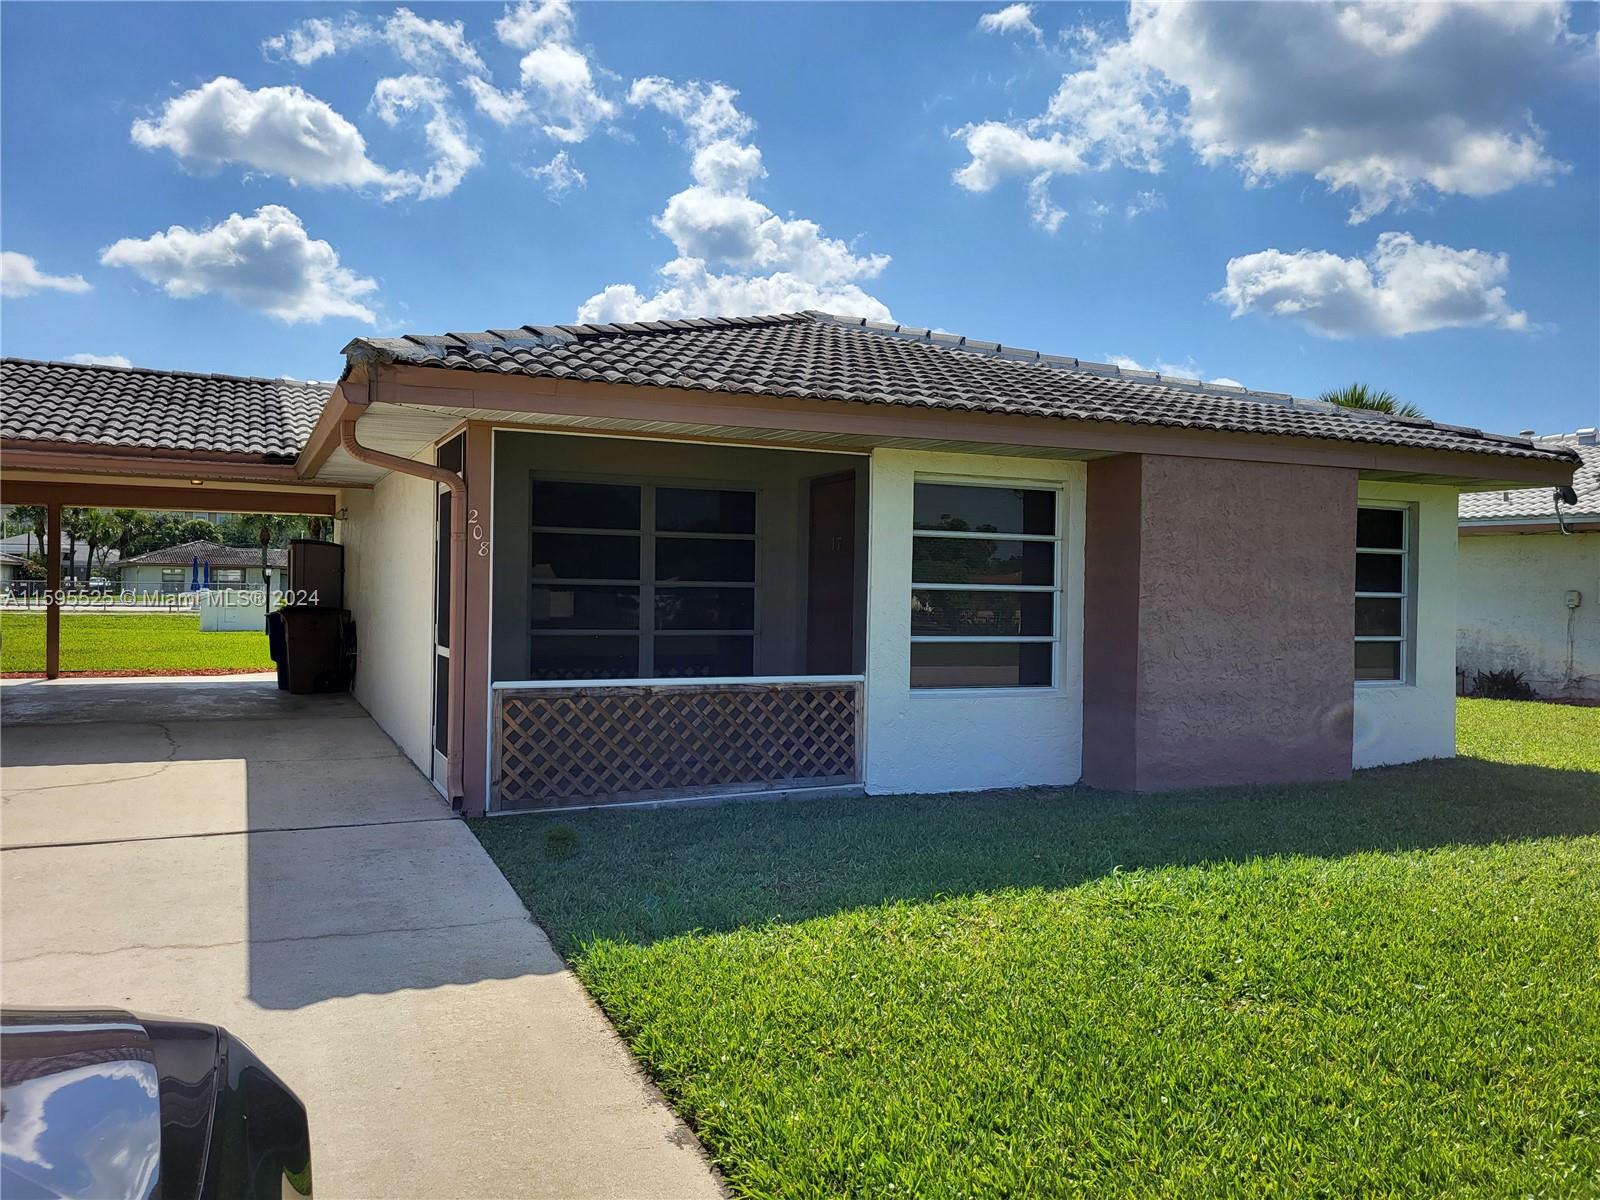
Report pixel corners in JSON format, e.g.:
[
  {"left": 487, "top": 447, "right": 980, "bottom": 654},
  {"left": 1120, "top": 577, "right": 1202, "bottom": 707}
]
[{"left": 45, "top": 501, "right": 61, "bottom": 679}]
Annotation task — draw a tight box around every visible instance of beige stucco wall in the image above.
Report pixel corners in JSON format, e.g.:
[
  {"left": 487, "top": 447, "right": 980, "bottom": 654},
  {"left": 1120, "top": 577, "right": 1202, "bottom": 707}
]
[
  {"left": 1457, "top": 529, "right": 1600, "bottom": 700},
  {"left": 490, "top": 431, "right": 867, "bottom": 682},
  {"left": 340, "top": 465, "right": 435, "bottom": 775},
  {"left": 1352, "top": 481, "right": 1459, "bottom": 768},
  {"left": 863, "top": 448, "right": 1087, "bottom": 794}
]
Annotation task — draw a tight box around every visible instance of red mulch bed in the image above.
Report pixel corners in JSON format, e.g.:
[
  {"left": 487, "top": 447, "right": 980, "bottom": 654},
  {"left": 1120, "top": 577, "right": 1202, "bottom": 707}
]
[{"left": 1, "top": 668, "right": 274, "bottom": 679}]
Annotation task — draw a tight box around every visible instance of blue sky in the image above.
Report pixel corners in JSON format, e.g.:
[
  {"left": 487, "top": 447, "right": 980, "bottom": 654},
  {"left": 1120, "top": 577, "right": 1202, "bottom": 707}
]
[{"left": 2, "top": 1, "right": 1596, "bottom": 436}]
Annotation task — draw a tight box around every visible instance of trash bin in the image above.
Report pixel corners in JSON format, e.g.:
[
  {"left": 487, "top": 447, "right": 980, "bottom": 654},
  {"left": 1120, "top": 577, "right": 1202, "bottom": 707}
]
[
  {"left": 266, "top": 609, "right": 289, "bottom": 690},
  {"left": 278, "top": 606, "right": 349, "bottom": 694}
]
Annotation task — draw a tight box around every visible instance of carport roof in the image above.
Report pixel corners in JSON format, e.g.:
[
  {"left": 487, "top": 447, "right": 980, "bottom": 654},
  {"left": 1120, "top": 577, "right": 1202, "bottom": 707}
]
[{"left": 1, "top": 357, "right": 332, "bottom": 461}]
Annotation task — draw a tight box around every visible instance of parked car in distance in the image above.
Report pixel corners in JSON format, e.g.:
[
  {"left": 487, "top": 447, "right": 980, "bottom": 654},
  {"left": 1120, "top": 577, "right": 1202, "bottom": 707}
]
[{"left": 0, "top": 1008, "right": 312, "bottom": 1199}]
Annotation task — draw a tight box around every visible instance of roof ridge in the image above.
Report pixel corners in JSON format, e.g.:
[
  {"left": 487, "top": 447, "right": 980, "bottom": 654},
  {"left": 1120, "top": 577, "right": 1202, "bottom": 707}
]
[{"left": 1, "top": 356, "right": 335, "bottom": 390}]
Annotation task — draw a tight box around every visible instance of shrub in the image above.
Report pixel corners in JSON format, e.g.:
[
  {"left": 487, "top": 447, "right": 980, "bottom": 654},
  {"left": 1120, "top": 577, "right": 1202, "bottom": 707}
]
[{"left": 1471, "top": 667, "right": 1536, "bottom": 701}]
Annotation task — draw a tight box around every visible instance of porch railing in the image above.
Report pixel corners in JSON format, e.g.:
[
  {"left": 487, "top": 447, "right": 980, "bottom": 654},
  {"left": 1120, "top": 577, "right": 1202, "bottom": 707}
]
[{"left": 492, "top": 676, "right": 864, "bottom": 811}]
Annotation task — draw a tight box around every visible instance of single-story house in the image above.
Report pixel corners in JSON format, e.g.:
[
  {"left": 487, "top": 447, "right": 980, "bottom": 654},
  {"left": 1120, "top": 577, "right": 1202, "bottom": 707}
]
[
  {"left": 0, "top": 314, "right": 1581, "bottom": 816},
  {"left": 1458, "top": 430, "right": 1599, "bottom": 700},
  {"left": 0, "top": 551, "right": 28, "bottom": 584},
  {"left": 117, "top": 539, "right": 287, "bottom": 594}
]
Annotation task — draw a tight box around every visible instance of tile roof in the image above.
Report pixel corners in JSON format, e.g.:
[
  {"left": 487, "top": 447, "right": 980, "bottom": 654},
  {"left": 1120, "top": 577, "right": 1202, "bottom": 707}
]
[
  {"left": 1, "top": 358, "right": 331, "bottom": 460},
  {"left": 118, "top": 540, "right": 289, "bottom": 568},
  {"left": 1459, "top": 432, "right": 1600, "bottom": 522},
  {"left": 345, "top": 311, "right": 1579, "bottom": 465}
]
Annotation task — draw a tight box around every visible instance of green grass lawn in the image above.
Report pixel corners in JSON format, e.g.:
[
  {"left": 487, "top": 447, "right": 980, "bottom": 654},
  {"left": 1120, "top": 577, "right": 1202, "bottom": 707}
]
[
  {"left": 474, "top": 699, "right": 1600, "bottom": 1198},
  {"left": 0, "top": 612, "right": 273, "bottom": 674}
]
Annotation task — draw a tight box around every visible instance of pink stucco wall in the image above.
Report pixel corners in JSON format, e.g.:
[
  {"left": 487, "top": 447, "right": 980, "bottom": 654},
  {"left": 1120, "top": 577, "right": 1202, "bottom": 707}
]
[{"left": 1083, "top": 453, "right": 1357, "bottom": 791}]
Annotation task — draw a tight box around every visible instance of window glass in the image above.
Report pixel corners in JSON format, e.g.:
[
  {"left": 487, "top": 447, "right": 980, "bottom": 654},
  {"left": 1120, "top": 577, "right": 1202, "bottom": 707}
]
[
  {"left": 1355, "top": 641, "right": 1401, "bottom": 682},
  {"left": 654, "top": 634, "right": 754, "bottom": 678},
  {"left": 913, "top": 483, "right": 1054, "bottom": 536},
  {"left": 1356, "top": 507, "right": 1405, "bottom": 550},
  {"left": 1355, "top": 552, "right": 1403, "bottom": 594},
  {"left": 532, "top": 480, "right": 640, "bottom": 530},
  {"left": 528, "top": 635, "right": 640, "bottom": 680},
  {"left": 655, "top": 537, "right": 756, "bottom": 583},
  {"left": 530, "top": 586, "right": 640, "bottom": 630},
  {"left": 436, "top": 490, "right": 452, "bottom": 648},
  {"left": 161, "top": 568, "right": 185, "bottom": 585},
  {"left": 912, "top": 538, "right": 1053, "bottom": 586},
  {"left": 433, "top": 652, "right": 449, "bottom": 755},
  {"left": 531, "top": 532, "right": 640, "bottom": 581},
  {"left": 1355, "top": 597, "right": 1403, "bottom": 638},
  {"left": 911, "top": 590, "right": 1053, "bottom": 637},
  {"left": 656, "top": 488, "right": 756, "bottom": 534},
  {"left": 910, "top": 642, "right": 1053, "bottom": 689},
  {"left": 655, "top": 587, "right": 755, "bottom": 631}
]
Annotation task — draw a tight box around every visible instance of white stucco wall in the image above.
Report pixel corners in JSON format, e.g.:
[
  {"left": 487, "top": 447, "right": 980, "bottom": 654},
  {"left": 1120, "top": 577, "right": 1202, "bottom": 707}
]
[
  {"left": 340, "top": 465, "right": 435, "bottom": 774},
  {"left": 1457, "top": 530, "right": 1600, "bottom": 700},
  {"left": 1352, "top": 481, "right": 1459, "bottom": 769},
  {"left": 863, "top": 448, "right": 1086, "bottom": 794}
]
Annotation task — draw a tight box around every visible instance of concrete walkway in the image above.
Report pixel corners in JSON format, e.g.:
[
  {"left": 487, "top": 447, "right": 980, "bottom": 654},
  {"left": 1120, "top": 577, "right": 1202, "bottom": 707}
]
[{"left": 0, "top": 677, "right": 722, "bottom": 1199}]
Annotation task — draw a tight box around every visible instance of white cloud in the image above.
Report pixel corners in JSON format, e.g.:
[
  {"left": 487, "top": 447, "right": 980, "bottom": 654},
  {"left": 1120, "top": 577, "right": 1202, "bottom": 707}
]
[
  {"left": 978, "top": 4, "right": 1043, "bottom": 42},
  {"left": 67, "top": 353, "right": 133, "bottom": 368},
  {"left": 578, "top": 76, "right": 890, "bottom": 321},
  {"left": 1125, "top": 188, "right": 1165, "bottom": 218},
  {"left": 383, "top": 8, "right": 486, "bottom": 74},
  {"left": 131, "top": 77, "right": 409, "bottom": 195},
  {"left": 526, "top": 149, "right": 586, "bottom": 197},
  {"left": 1209, "top": 377, "right": 1244, "bottom": 388},
  {"left": 100, "top": 204, "right": 378, "bottom": 324},
  {"left": 468, "top": 0, "right": 614, "bottom": 142},
  {"left": 464, "top": 76, "right": 530, "bottom": 125},
  {"left": 1026, "top": 175, "right": 1066, "bottom": 233},
  {"left": 1215, "top": 231, "right": 1530, "bottom": 338},
  {"left": 133, "top": 75, "right": 475, "bottom": 200},
  {"left": 261, "top": 16, "right": 375, "bottom": 66},
  {"left": 263, "top": 9, "right": 485, "bottom": 73},
  {"left": 1105, "top": 352, "right": 1240, "bottom": 384},
  {"left": 496, "top": 0, "right": 574, "bottom": 50},
  {"left": 370, "top": 75, "right": 480, "bottom": 199},
  {"left": 956, "top": 0, "right": 1584, "bottom": 225},
  {"left": 1, "top": 251, "right": 91, "bottom": 297},
  {"left": 578, "top": 257, "right": 891, "bottom": 324}
]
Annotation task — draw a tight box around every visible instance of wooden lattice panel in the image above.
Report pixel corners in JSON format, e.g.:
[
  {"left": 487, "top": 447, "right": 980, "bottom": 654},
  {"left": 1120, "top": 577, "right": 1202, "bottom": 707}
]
[{"left": 496, "top": 682, "right": 861, "bottom": 810}]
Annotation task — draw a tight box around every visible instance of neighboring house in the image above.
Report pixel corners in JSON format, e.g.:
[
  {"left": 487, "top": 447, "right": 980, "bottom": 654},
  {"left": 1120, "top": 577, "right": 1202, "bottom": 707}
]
[
  {"left": 116, "top": 540, "right": 286, "bottom": 594},
  {"left": 0, "top": 315, "right": 1582, "bottom": 817},
  {"left": 0, "top": 551, "right": 27, "bottom": 584},
  {"left": 1458, "top": 430, "right": 1600, "bottom": 700}
]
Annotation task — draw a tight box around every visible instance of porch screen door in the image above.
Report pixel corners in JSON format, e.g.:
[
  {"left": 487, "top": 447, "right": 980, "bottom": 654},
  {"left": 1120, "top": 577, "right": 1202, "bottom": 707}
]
[{"left": 432, "top": 434, "right": 465, "bottom": 790}]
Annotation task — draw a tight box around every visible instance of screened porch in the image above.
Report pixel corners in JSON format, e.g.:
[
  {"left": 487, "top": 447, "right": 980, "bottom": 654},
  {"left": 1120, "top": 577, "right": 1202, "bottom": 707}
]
[{"left": 486, "top": 431, "right": 868, "bottom": 811}]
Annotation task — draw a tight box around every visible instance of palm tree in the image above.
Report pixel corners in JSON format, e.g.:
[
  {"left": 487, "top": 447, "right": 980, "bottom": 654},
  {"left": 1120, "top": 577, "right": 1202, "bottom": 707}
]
[{"left": 1318, "top": 383, "right": 1425, "bottom": 420}]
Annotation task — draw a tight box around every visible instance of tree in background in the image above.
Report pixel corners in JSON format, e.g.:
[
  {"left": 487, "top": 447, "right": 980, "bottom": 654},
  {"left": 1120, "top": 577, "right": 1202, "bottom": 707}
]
[
  {"left": 217, "top": 514, "right": 314, "bottom": 549},
  {"left": 81, "top": 511, "right": 118, "bottom": 577},
  {"left": 8, "top": 506, "right": 47, "bottom": 557},
  {"left": 1319, "top": 383, "right": 1426, "bottom": 420},
  {"left": 61, "top": 507, "right": 90, "bottom": 579}
]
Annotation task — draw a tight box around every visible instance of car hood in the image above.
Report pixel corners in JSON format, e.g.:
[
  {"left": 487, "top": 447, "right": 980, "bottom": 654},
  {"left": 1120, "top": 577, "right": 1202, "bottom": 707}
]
[{"left": 1, "top": 1008, "right": 162, "bottom": 1199}]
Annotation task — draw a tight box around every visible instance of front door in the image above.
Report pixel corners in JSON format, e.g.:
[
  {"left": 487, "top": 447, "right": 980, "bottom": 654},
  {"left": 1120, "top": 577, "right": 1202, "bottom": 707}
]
[{"left": 806, "top": 472, "right": 856, "bottom": 674}]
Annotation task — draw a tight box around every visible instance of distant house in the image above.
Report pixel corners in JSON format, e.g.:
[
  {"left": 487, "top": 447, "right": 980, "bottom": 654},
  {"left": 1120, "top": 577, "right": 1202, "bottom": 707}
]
[
  {"left": 1458, "top": 430, "right": 1600, "bottom": 700},
  {"left": 117, "top": 540, "right": 286, "bottom": 594},
  {"left": 0, "top": 551, "right": 28, "bottom": 585}
]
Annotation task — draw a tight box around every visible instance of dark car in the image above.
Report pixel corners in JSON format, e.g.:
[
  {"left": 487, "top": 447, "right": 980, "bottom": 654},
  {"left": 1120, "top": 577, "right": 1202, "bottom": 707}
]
[{"left": 0, "top": 1008, "right": 312, "bottom": 1199}]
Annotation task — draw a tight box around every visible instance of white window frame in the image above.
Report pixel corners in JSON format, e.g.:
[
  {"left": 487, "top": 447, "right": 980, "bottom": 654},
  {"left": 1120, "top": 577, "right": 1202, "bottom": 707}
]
[
  {"left": 212, "top": 567, "right": 246, "bottom": 587},
  {"left": 1354, "top": 501, "right": 1415, "bottom": 687},
  {"left": 908, "top": 477, "right": 1064, "bottom": 693},
  {"left": 528, "top": 475, "right": 760, "bottom": 679}
]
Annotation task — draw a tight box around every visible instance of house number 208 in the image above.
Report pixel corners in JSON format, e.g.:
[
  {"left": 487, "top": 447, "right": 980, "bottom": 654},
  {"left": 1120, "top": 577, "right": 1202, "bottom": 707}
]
[{"left": 469, "top": 508, "right": 489, "bottom": 557}]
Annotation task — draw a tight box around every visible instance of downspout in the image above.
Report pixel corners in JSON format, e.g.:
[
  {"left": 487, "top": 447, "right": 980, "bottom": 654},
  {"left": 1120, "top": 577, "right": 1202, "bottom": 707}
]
[{"left": 339, "top": 371, "right": 468, "bottom": 808}]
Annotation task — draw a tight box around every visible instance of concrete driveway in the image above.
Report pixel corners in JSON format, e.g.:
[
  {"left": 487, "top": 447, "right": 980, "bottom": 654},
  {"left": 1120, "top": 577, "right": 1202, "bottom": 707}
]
[{"left": 0, "top": 677, "right": 721, "bottom": 1199}]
